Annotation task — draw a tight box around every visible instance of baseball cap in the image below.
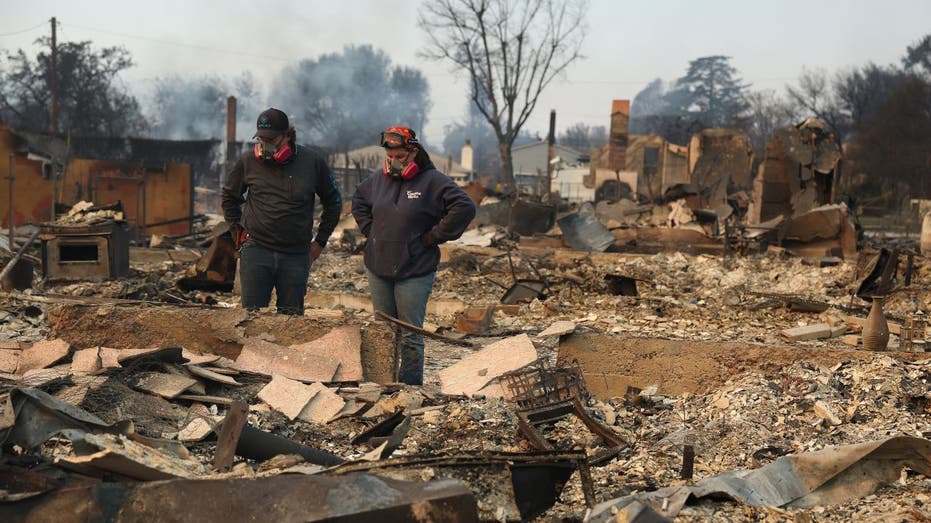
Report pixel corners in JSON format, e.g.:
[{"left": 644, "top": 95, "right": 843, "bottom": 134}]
[{"left": 254, "top": 108, "right": 289, "bottom": 139}]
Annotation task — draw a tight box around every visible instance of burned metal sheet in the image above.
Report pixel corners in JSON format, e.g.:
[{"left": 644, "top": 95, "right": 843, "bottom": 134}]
[
  {"left": 586, "top": 436, "right": 931, "bottom": 522},
  {"left": 0, "top": 388, "right": 128, "bottom": 450},
  {"left": 500, "top": 279, "right": 546, "bottom": 305},
  {"left": 329, "top": 451, "right": 590, "bottom": 522},
  {"left": 0, "top": 473, "right": 478, "bottom": 523},
  {"left": 557, "top": 212, "right": 615, "bottom": 252},
  {"left": 351, "top": 410, "right": 407, "bottom": 446},
  {"left": 856, "top": 248, "right": 900, "bottom": 300},
  {"left": 508, "top": 199, "right": 555, "bottom": 236}
]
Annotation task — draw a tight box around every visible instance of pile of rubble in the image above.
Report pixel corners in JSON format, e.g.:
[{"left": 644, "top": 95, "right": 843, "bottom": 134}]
[
  {"left": 2, "top": 210, "right": 931, "bottom": 520},
  {"left": 2, "top": 311, "right": 930, "bottom": 521}
]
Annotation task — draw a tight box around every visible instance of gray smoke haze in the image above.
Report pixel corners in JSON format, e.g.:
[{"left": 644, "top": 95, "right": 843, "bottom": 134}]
[
  {"left": 143, "top": 71, "right": 260, "bottom": 142},
  {"left": 270, "top": 44, "right": 430, "bottom": 152}
]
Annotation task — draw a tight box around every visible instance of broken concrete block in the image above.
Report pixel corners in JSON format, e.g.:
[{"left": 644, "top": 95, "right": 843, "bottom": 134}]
[
  {"left": 538, "top": 321, "right": 576, "bottom": 337},
  {"left": 288, "top": 325, "right": 363, "bottom": 382},
  {"left": 257, "top": 375, "right": 316, "bottom": 420},
  {"left": 178, "top": 416, "right": 223, "bottom": 442},
  {"left": 131, "top": 372, "right": 199, "bottom": 399},
  {"left": 781, "top": 323, "right": 832, "bottom": 342},
  {"left": 439, "top": 334, "right": 537, "bottom": 397},
  {"left": 16, "top": 338, "right": 71, "bottom": 374},
  {"left": 182, "top": 349, "right": 220, "bottom": 366},
  {"left": 352, "top": 382, "right": 384, "bottom": 403},
  {"left": 0, "top": 349, "right": 20, "bottom": 374},
  {"left": 100, "top": 347, "right": 121, "bottom": 368},
  {"left": 186, "top": 365, "right": 241, "bottom": 386},
  {"left": 236, "top": 338, "right": 340, "bottom": 383},
  {"left": 298, "top": 383, "right": 345, "bottom": 424},
  {"left": 71, "top": 347, "right": 101, "bottom": 374},
  {"left": 830, "top": 325, "right": 848, "bottom": 338},
  {"left": 20, "top": 366, "right": 72, "bottom": 388}
]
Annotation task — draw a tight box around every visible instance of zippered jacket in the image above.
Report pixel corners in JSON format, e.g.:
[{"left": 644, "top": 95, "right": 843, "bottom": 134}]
[
  {"left": 222, "top": 144, "right": 342, "bottom": 253},
  {"left": 351, "top": 163, "right": 476, "bottom": 279}
]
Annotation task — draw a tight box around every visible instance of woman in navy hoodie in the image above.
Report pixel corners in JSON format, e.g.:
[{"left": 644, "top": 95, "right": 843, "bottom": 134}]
[{"left": 351, "top": 126, "right": 476, "bottom": 385}]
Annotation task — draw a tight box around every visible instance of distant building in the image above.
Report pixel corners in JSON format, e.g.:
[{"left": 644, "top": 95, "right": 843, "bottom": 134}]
[{"left": 510, "top": 141, "right": 588, "bottom": 195}]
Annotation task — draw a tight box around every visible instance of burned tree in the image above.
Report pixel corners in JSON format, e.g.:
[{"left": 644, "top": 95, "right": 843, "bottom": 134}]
[
  {"left": 418, "top": 0, "right": 588, "bottom": 190},
  {"left": 0, "top": 38, "right": 147, "bottom": 136}
]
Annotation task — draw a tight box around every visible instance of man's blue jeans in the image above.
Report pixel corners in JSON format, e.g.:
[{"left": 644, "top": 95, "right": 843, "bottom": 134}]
[
  {"left": 367, "top": 269, "right": 436, "bottom": 385},
  {"left": 239, "top": 240, "right": 310, "bottom": 315}
]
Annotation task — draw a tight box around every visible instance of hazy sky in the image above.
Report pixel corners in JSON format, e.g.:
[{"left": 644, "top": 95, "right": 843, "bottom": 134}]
[{"left": 2, "top": 0, "right": 929, "bottom": 145}]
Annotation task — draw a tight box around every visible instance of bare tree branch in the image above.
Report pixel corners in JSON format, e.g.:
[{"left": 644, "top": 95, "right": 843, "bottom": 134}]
[{"left": 418, "top": 0, "right": 588, "bottom": 187}]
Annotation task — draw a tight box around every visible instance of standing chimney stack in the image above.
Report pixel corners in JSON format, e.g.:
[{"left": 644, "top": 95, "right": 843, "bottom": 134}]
[
  {"left": 460, "top": 140, "right": 474, "bottom": 182},
  {"left": 608, "top": 100, "right": 630, "bottom": 172}
]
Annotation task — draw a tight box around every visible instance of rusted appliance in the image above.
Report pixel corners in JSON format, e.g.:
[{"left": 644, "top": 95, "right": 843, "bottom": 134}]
[{"left": 39, "top": 220, "right": 129, "bottom": 281}]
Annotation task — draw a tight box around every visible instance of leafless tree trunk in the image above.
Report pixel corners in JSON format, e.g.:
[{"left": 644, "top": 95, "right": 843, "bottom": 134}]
[{"left": 418, "top": 0, "right": 588, "bottom": 190}]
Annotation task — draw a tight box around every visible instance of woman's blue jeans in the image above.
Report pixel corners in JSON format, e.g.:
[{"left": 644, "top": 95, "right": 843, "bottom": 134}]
[
  {"left": 366, "top": 269, "right": 436, "bottom": 385},
  {"left": 239, "top": 241, "right": 310, "bottom": 315}
]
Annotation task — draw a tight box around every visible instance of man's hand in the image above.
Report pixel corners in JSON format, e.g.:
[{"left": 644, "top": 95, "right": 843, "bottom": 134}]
[
  {"left": 230, "top": 224, "right": 246, "bottom": 249},
  {"left": 310, "top": 242, "right": 324, "bottom": 264}
]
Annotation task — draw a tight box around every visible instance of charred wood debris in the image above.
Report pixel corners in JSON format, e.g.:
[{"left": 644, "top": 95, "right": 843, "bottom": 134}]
[{"left": 0, "top": 197, "right": 930, "bottom": 523}]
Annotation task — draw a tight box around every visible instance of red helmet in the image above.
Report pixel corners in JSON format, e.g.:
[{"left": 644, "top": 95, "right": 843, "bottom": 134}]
[{"left": 380, "top": 126, "right": 419, "bottom": 149}]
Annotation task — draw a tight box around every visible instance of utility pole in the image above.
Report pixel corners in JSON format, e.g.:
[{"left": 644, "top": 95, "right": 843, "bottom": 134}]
[{"left": 50, "top": 17, "right": 58, "bottom": 135}]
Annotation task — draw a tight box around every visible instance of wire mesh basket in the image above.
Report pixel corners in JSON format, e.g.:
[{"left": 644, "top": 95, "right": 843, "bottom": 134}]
[{"left": 500, "top": 358, "right": 590, "bottom": 410}]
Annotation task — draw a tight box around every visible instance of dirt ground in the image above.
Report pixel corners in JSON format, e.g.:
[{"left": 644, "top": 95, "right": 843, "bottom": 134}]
[
  {"left": 559, "top": 333, "right": 931, "bottom": 396},
  {"left": 46, "top": 304, "right": 397, "bottom": 381}
]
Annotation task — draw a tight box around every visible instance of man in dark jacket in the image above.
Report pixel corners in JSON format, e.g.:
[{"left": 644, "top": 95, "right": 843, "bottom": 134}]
[
  {"left": 352, "top": 126, "right": 476, "bottom": 384},
  {"left": 222, "top": 108, "right": 341, "bottom": 315}
]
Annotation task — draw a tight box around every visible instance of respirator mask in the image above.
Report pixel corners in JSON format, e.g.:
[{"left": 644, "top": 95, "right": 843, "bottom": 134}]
[{"left": 253, "top": 137, "right": 294, "bottom": 164}]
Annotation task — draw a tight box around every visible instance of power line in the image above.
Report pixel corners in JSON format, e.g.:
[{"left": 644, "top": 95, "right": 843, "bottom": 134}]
[
  {"left": 0, "top": 21, "right": 47, "bottom": 37},
  {"left": 59, "top": 21, "right": 288, "bottom": 62}
]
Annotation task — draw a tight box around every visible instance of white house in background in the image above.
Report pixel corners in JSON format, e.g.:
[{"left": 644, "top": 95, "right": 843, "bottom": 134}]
[
  {"left": 551, "top": 167, "right": 596, "bottom": 203},
  {"left": 510, "top": 141, "right": 588, "bottom": 195},
  {"left": 331, "top": 145, "right": 471, "bottom": 182}
]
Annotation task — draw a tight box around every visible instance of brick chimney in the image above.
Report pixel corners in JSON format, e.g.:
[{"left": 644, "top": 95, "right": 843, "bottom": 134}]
[{"left": 607, "top": 99, "right": 629, "bottom": 172}]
